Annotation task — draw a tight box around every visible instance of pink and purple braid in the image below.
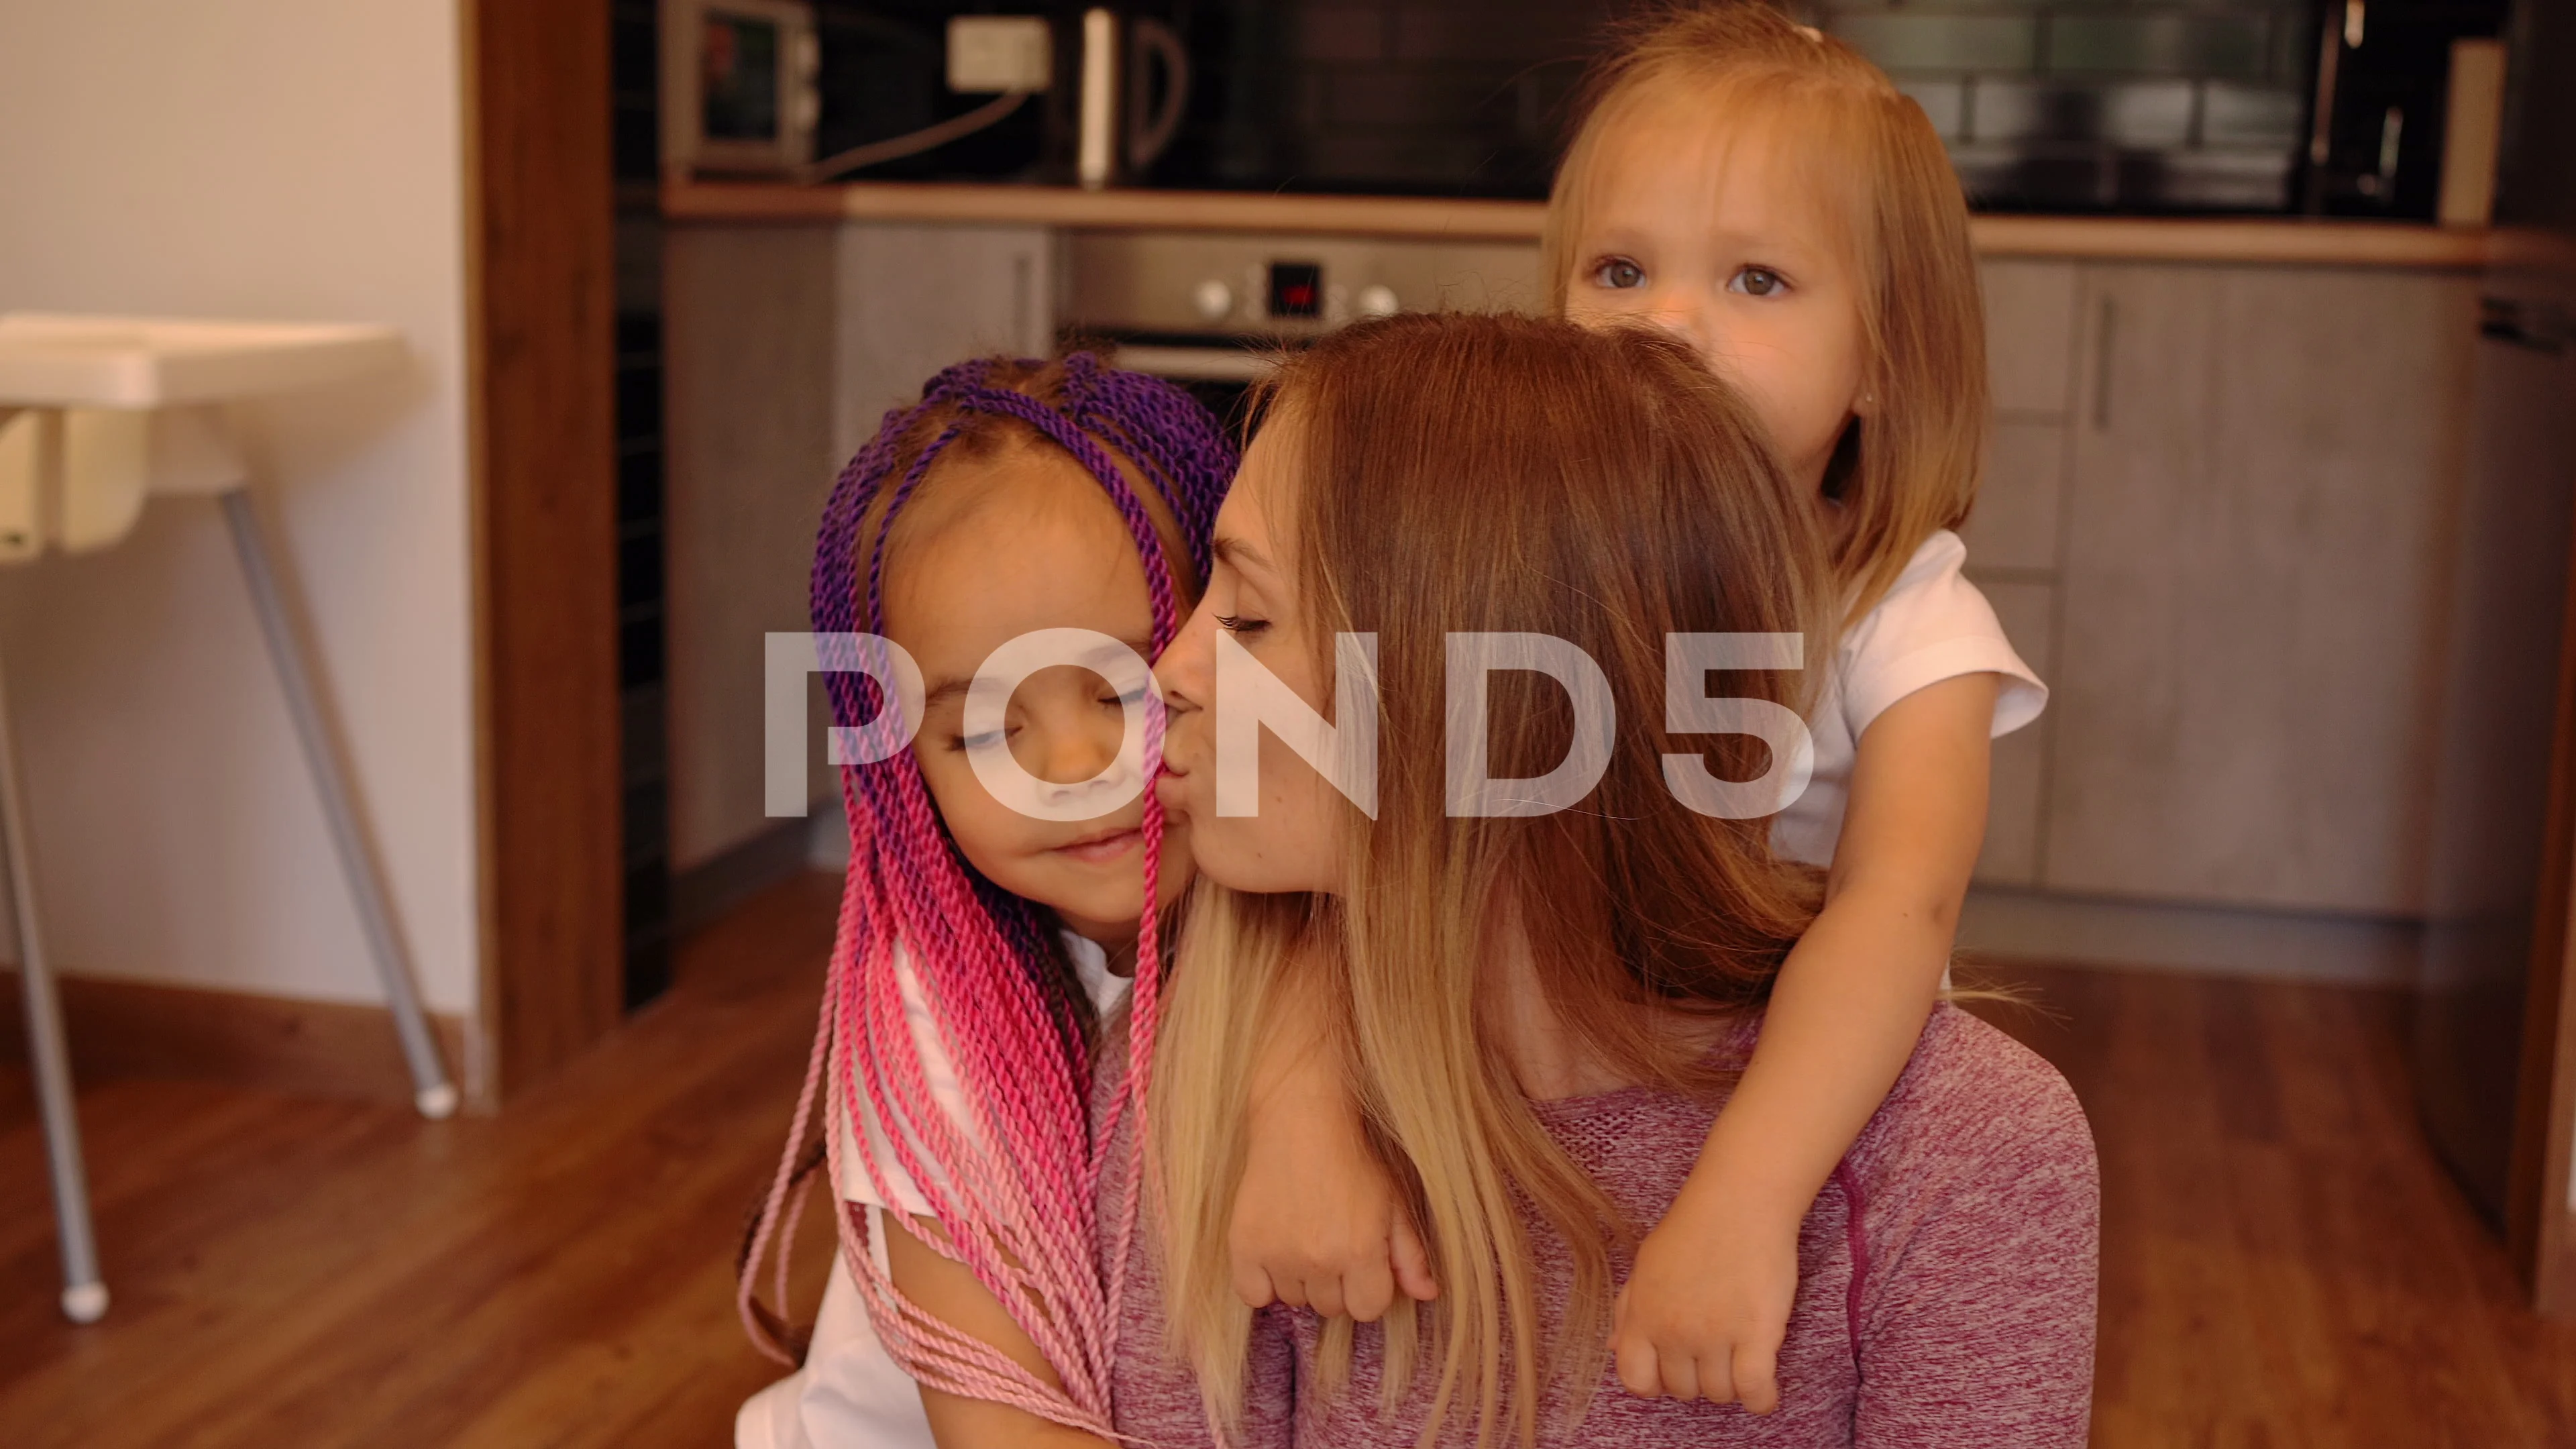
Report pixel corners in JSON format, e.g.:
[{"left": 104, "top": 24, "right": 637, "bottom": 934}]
[{"left": 739, "top": 352, "right": 1233, "bottom": 1434}]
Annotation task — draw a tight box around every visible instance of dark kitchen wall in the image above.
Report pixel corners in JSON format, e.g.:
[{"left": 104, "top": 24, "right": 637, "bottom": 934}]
[
  {"left": 1210, "top": 1, "right": 1617, "bottom": 197},
  {"left": 1157, "top": 0, "right": 2328, "bottom": 210},
  {"left": 811, "top": 1, "right": 2493, "bottom": 215},
  {"left": 1812, "top": 0, "right": 2318, "bottom": 211}
]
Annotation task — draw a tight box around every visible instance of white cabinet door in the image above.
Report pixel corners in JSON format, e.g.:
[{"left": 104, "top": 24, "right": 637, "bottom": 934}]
[
  {"left": 1975, "top": 578, "right": 2057, "bottom": 888},
  {"left": 834, "top": 222, "right": 1056, "bottom": 464},
  {"left": 1966, "top": 260, "right": 2078, "bottom": 883},
  {"left": 2043, "top": 262, "right": 2479, "bottom": 914},
  {"left": 663, "top": 223, "right": 842, "bottom": 868}
]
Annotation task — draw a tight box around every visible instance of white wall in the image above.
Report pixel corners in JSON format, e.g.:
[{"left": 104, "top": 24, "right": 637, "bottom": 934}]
[{"left": 0, "top": 0, "right": 479, "bottom": 1014}]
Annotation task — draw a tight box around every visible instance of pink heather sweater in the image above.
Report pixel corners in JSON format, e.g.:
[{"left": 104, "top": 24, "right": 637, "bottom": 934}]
[{"left": 1102, "top": 1004, "right": 2099, "bottom": 1448}]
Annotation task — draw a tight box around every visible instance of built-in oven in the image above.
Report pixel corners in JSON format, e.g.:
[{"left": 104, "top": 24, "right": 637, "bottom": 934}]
[{"left": 1059, "top": 231, "right": 1543, "bottom": 435}]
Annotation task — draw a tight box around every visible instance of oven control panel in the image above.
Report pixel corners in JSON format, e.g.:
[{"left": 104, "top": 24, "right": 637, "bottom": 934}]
[{"left": 1063, "top": 233, "right": 1541, "bottom": 339}]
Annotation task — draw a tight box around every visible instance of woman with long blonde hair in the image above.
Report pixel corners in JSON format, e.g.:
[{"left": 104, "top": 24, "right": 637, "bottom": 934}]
[{"left": 1125, "top": 311, "right": 2098, "bottom": 1448}]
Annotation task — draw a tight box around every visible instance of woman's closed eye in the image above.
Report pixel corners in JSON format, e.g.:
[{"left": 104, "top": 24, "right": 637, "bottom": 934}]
[
  {"left": 1214, "top": 613, "right": 1270, "bottom": 639},
  {"left": 1728, "top": 265, "right": 1790, "bottom": 298}
]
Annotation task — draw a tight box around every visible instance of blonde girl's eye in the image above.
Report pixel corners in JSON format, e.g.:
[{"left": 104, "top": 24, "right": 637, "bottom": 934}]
[
  {"left": 1591, "top": 256, "right": 1646, "bottom": 290},
  {"left": 1214, "top": 612, "right": 1270, "bottom": 639},
  {"left": 1729, "top": 266, "right": 1788, "bottom": 298}
]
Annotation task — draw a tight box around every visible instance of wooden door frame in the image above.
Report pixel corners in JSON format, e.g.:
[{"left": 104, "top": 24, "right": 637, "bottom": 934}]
[{"left": 461, "top": 0, "right": 625, "bottom": 1106}]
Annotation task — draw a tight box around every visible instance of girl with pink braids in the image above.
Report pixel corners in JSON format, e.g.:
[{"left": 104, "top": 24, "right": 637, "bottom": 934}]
[{"left": 734, "top": 352, "right": 1234, "bottom": 1449}]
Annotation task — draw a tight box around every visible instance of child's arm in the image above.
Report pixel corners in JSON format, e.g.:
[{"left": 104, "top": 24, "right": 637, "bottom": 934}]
[
  {"left": 1228, "top": 978, "right": 1440, "bottom": 1322},
  {"left": 881, "top": 1210, "right": 1119, "bottom": 1449},
  {"left": 1609, "top": 672, "right": 1998, "bottom": 1412}
]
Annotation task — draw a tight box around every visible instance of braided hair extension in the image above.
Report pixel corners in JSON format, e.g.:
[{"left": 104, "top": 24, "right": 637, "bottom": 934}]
[{"left": 738, "top": 353, "right": 1234, "bottom": 1434}]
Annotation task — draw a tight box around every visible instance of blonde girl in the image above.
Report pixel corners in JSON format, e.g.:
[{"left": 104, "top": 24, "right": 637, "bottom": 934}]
[{"left": 1225, "top": 2, "right": 2048, "bottom": 1416}]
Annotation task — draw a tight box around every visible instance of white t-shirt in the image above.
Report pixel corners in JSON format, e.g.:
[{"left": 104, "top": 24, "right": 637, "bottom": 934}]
[
  {"left": 1770, "top": 529, "right": 2048, "bottom": 868},
  {"left": 736, "top": 933, "right": 1131, "bottom": 1449}
]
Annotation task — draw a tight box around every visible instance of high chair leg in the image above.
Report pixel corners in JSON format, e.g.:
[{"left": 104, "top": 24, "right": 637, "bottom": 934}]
[
  {"left": 217, "top": 488, "right": 458, "bottom": 1119},
  {"left": 0, "top": 641, "right": 109, "bottom": 1324}
]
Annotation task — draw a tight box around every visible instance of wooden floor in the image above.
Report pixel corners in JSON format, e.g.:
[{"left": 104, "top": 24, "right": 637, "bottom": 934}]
[
  {"left": 1964, "top": 963, "right": 2576, "bottom": 1448},
  {"left": 0, "top": 873, "right": 845, "bottom": 1449},
  {"left": 3, "top": 876, "right": 2575, "bottom": 1446}
]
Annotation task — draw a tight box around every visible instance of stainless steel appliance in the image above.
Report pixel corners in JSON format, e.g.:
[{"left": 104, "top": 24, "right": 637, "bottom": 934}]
[
  {"left": 2412, "top": 0, "right": 2576, "bottom": 1299},
  {"left": 659, "top": 0, "right": 822, "bottom": 177},
  {"left": 1058, "top": 231, "right": 1541, "bottom": 427},
  {"left": 2304, "top": 0, "right": 2510, "bottom": 217}
]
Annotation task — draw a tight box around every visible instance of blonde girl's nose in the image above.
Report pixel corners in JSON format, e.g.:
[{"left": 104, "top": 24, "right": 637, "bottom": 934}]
[{"left": 1644, "top": 294, "right": 1714, "bottom": 356}]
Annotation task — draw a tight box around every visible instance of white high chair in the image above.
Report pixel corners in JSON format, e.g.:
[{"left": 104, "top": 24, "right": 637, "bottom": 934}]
[{"left": 0, "top": 314, "right": 457, "bottom": 1325}]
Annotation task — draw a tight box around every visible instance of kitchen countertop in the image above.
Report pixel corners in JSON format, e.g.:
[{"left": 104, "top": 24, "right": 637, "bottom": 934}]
[{"left": 663, "top": 179, "right": 2494, "bottom": 269}]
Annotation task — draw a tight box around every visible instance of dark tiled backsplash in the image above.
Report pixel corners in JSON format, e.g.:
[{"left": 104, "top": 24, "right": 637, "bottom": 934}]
[
  {"left": 1817, "top": 1, "right": 2315, "bottom": 210},
  {"left": 1212, "top": 0, "right": 2316, "bottom": 211}
]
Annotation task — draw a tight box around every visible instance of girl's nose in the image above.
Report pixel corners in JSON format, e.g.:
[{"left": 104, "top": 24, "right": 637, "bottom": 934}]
[
  {"left": 1644, "top": 294, "right": 1714, "bottom": 360},
  {"left": 1032, "top": 713, "right": 1122, "bottom": 788}
]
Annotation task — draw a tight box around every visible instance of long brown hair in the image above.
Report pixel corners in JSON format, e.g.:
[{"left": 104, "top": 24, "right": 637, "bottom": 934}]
[
  {"left": 1540, "top": 1, "right": 1988, "bottom": 624},
  {"left": 1152, "top": 313, "right": 1831, "bottom": 1446}
]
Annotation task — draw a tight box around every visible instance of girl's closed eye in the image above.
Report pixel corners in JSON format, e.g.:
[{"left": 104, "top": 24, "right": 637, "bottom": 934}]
[
  {"left": 1729, "top": 265, "right": 1790, "bottom": 297},
  {"left": 1214, "top": 612, "right": 1269, "bottom": 639}
]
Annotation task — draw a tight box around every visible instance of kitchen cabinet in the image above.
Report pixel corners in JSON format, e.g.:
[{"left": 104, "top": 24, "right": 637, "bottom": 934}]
[
  {"left": 662, "top": 219, "right": 1056, "bottom": 871},
  {"left": 833, "top": 222, "right": 1056, "bottom": 463},
  {"left": 663, "top": 224, "right": 842, "bottom": 871},
  {"left": 1977, "top": 578, "right": 2059, "bottom": 887},
  {"left": 2041, "top": 262, "right": 2479, "bottom": 914},
  {"left": 1965, "top": 260, "right": 2079, "bottom": 885},
  {"left": 661, "top": 206, "right": 2483, "bottom": 954}
]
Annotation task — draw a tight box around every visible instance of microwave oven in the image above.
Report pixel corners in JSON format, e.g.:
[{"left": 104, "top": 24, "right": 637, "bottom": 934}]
[{"left": 659, "top": 0, "right": 820, "bottom": 178}]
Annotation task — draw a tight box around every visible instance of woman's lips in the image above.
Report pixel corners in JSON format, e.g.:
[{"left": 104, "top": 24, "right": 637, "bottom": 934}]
[
  {"left": 1153, "top": 771, "right": 1190, "bottom": 813},
  {"left": 1054, "top": 826, "right": 1142, "bottom": 864}
]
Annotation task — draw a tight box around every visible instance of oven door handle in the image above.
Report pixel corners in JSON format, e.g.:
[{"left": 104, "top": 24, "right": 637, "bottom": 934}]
[{"left": 1110, "top": 343, "right": 1281, "bottom": 382}]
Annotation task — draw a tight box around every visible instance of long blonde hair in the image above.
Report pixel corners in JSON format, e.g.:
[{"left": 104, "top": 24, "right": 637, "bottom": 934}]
[
  {"left": 1152, "top": 313, "right": 1830, "bottom": 1446},
  {"left": 1540, "top": 1, "right": 1988, "bottom": 623}
]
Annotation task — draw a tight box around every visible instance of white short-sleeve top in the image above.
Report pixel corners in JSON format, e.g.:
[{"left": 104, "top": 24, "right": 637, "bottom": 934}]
[{"left": 1770, "top": 530, "right": 2049, "bottom": 869}]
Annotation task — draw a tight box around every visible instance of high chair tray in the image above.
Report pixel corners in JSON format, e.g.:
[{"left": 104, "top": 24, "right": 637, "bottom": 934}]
[{"left": 0, "top": 314, "right": 402, "bottom": 409}]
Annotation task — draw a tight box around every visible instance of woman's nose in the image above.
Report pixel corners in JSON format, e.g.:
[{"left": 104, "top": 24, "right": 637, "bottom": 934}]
[{"left": 1154, "top": 605, "right": 1216, "bottom": 714}]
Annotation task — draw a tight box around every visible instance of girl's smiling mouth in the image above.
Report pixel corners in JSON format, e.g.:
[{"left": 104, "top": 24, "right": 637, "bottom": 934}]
[{"left": 1053, "top": 825, "right": 1142, "bottom": 863}]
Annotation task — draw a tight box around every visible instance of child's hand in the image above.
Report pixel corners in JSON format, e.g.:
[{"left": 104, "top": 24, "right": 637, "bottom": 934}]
[
  {"left": 1228, "top": 1077, "right": 1438, "bottom": 1322},
  {"left": 1611, "top": 1178, "right": 1801, "bottom": 1413}
]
